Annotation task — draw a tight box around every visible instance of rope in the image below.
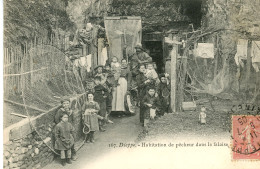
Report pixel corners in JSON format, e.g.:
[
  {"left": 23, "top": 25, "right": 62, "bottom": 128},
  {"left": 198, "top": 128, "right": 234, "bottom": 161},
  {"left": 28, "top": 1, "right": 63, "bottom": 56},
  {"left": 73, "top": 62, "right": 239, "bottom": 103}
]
[{"left": 21, "top": 89, "right": 60, "bottom": 156}]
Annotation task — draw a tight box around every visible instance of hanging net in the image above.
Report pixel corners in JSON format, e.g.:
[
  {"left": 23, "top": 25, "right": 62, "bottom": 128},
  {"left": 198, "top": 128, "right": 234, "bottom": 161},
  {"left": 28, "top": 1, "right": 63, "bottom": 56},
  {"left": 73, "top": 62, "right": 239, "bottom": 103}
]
[
  {"left": 19, "top": 45, "right": 85, "bottom": 112},
  {"left": 104, "top": 17, "right": 142, "bottom": 61}
]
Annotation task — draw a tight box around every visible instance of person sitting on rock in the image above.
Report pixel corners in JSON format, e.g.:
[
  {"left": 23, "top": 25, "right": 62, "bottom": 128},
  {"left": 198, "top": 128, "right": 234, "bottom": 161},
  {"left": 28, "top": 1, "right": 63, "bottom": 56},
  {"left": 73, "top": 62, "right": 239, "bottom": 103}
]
[
  {"left": 54, "top": 98, "right": 77, "bottom": 161},
  {"left": 54, "top": 113, "right": 75, "bottom": 166}
]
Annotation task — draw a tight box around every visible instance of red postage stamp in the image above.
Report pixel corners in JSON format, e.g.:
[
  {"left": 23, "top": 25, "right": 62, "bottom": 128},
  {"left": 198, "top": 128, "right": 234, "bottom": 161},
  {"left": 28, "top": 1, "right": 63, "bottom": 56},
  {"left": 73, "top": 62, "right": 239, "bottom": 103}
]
[{"left": 232, "top": 115, "right": 260, "bottom": 160}]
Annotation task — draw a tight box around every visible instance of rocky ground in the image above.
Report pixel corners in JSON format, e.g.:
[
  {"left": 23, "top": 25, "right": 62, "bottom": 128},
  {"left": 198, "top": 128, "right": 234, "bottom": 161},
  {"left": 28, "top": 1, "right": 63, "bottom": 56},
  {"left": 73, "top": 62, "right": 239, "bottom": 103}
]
[
  {"left": 138, "top": 99, "right": 232, "bottom": 142},
  {"left": 42, "top": 99, "right": 260, "bottom": 169}
]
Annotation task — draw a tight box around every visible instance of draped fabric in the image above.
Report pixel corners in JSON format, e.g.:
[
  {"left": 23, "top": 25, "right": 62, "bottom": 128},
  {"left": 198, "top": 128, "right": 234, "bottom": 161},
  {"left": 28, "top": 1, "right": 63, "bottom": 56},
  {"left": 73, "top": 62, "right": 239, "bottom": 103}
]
[
  {"left": 234, "top": 39, "right": 248, "bottom": 67},
  {"left": 251, "top": 41, "right": 260, "bottom": 72},
  {"left": 104, "top": 17, "right": 142, "bottom": 62}
]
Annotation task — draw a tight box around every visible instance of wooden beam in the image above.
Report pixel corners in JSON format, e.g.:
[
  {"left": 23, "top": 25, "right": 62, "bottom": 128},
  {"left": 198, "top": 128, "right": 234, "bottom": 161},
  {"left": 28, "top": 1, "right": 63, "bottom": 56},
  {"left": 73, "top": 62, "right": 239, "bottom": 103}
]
[
  {"left": 246, "top": 40, "right": 252, "bottom": 92},
  {"left": 11, "top": 113, "right": 27, "bottom": 118},
  {"left": 214, "top": 35, "right": 219, "bottom": 77},
  {"left": 4, "top": 99, "right": 47, "bottom": 113},
  {"left": 170, "top": 36, "right": 178, "bottom": 113}
]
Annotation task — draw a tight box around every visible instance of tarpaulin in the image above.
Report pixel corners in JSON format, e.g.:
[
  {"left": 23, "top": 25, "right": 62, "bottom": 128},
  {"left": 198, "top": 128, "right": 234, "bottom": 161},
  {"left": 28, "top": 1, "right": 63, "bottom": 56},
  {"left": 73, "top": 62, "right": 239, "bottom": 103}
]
[{"left": 104, "top": 17, "right": 142, "bottom": 62}]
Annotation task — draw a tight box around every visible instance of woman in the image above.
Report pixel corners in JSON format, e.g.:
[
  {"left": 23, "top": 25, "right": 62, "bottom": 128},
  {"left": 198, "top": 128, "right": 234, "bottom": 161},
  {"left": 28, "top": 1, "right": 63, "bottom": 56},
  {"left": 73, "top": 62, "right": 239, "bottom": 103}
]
[{"left": 112, "top": 59, "right": 131, "bottom": 115}]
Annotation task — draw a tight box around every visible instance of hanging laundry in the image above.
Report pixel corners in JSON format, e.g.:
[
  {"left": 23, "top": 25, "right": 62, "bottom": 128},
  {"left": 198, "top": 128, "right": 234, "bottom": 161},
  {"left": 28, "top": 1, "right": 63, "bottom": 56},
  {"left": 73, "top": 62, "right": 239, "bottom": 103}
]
[
  {"left": 251, "top": 41, "right": 260, "bottom": 72},
  {"left": 101, "top": 47, "right": 108, "bottom": 66},
  {"left": 234, "top": 39, "right": 248, "bottom": 67},
  {"left": 86, "top": 54, "right": 92, "bottom": 72},
  {"left": 194, "top": 43, "right": 214, "bottom": 58},
  {"left": 78, "top": 55, "right": 88, "bottom": 69}
]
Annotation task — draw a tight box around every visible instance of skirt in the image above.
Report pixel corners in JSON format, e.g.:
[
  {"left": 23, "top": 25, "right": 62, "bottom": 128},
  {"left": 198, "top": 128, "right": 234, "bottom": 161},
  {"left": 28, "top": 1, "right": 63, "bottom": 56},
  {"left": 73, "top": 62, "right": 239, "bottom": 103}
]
[
  {"left": 83, "top": 114, "right": 99, "bottom": 131},
  {"left": 112, "top": 77, "right": 127, "bottom": 111}
]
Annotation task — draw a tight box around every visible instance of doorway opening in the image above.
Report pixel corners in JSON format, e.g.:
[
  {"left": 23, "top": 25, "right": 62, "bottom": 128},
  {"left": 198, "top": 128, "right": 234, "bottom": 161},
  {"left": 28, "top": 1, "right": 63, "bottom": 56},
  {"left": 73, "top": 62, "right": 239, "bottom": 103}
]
[{"left": 143, "top": 41, "right": 164, "bottom": 73}]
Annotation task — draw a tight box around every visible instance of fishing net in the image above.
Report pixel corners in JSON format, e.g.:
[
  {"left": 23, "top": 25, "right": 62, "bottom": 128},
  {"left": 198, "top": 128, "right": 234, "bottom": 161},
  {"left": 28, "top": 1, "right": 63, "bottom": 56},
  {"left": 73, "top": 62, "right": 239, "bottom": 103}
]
[
  {"left": 20, "top": 44, "right": 85, "bottom": 112},
  {"left": 104, "top": 17, "right": 142, "bottom": 61}
]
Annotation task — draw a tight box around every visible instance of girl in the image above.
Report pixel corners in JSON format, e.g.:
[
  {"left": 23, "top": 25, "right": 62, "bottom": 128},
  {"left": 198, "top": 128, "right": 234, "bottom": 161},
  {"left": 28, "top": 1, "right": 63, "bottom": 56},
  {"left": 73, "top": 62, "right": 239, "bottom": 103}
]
[
  {"left": 112, "top": 59, "right": 131, "bottom": 115},
  {"left": 82, "top": 92, "right": 103, "bottom": 143},
  {"left": 54, "top": 113, "right": 75, "bottom": 166},
  {"left": 157, "top": 73, "right": 172, "bottom": 116}
]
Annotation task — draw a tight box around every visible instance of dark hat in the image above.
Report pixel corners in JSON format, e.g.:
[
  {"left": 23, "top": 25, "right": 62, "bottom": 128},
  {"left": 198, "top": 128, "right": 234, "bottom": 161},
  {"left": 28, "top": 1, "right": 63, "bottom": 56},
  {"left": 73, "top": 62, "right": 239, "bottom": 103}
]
[
  {"left": 159, "top": 73, "right": 166, "bottom": 78},
  {"left": 145, "top": 61, "right": 155, "bottom": 66},
  {"left": 135, "top": 43, "right": 144, "bottom": 50},
  {"left": 94, "top": 65, "right": 103, "bottom": 70}
]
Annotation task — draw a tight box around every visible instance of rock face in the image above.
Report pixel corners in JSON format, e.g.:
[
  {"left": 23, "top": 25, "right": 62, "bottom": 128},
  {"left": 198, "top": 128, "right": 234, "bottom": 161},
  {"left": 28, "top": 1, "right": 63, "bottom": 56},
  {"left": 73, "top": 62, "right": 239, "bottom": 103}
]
[
  {"left": 3, "top": 94, "right": 86, "bottom": 169},
  {"left": 67, "top": 0, "right": 201, "bottom": 33},
  {"left": 199, "top": 0, "right": 260, "bottom": 97}
]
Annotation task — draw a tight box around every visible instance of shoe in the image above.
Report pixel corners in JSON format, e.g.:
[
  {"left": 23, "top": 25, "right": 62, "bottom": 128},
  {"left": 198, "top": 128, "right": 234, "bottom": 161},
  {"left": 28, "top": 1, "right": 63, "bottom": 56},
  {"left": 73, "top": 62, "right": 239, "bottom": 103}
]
[
  {"left": 100, "top": 128, "right": 106, "bottom": 132},
  {"left": 71, "top": 155, "right": 77, "bottom": 161},
  {"left": 107, "top": 120, "right": 114, "bottom": 124},
  {"left": 90, "top": 139, "right": 95, "bottom": 143},
  {"left": 67, "top": 159, "right": 72, "bottom": 164},
  {"left": 61, "top": 159, "right": 66, "bottom": 166}
]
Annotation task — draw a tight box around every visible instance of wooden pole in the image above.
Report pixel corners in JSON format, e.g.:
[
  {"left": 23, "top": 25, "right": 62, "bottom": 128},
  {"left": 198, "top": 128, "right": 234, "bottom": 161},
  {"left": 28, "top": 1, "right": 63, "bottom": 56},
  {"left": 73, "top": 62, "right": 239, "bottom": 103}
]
[
  {"left": 214, "top": 35, "right": 219, "bottom": 77},
  {"left": 246, "top": 40, "right": 252, "bottom": 92},
  {"left": 4, "top": 99, "right": 47, "bottom": 113},
  {"left": 171, "top": 36, "right": 178, "bottom": 113}
]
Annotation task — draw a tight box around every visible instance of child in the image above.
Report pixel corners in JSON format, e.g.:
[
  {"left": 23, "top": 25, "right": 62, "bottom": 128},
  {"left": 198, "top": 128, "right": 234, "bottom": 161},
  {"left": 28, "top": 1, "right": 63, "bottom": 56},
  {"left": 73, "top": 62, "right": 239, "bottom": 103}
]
[
  {"left": 54, "top": 113, "right": 75, "bottom": 166},
  {"left": 54, "top": 98, "right": 77, "bottom": 161},
  {"left": 157, "top": 73, "right": 172, "bottom": 116},
  {"left": 94, "top": 76, "right": 109, "bottom": 132},
  {"left": 142, "top": 86, "right": 160, "bottom": 130},
  {"left": 103, "top": 64, "right": 114, "bottom": 123},
  {"left": 110, "top": 56, "right": 121, "bottom": 73},
  {"left": 94, "top": 65, "right": 106, "bottom": 85},
  {"left": 110, "top": 56, "right": 121, "bottom": 86},
  {"left": 145, "top": 62, "right": 159, "bottom": 85},
  {"left": 82, "top": 92, "right": 104, "bottom": 143}
]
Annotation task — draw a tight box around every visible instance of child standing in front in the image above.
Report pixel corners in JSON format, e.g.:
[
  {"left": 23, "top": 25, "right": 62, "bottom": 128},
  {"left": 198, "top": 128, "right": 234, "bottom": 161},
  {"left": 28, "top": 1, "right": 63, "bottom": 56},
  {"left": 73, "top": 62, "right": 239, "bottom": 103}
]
[
  {"left": 54, "top": 98, "right": 77, "bottom": 161},
  {"left": 157, "top": 73, "right": 172, "bottom": 116},
  {"left": 54, "top": 113, "right": 75, "bottom": 166},
  {"left": 141, "top": 87, "right": 160, "bottom": 130},
  {"left": 94, "top": 76, "right": 108, "bottom": 132},
  {"left": 82, "top": 92, "right": 104, "bottom": 143}
]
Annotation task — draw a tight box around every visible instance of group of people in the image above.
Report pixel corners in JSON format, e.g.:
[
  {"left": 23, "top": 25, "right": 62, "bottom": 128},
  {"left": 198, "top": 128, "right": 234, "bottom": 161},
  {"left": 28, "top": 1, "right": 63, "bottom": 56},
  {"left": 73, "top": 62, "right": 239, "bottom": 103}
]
[{"left": 53, "top": 44, "right": 172, "bottom": 166}]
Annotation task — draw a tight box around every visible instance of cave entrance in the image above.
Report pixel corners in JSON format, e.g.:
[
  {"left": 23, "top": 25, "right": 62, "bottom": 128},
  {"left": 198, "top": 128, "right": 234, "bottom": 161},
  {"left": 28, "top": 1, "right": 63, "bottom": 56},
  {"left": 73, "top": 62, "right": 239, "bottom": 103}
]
[{"left": 143, "top": 40, "right": 164, "bottom": 73}]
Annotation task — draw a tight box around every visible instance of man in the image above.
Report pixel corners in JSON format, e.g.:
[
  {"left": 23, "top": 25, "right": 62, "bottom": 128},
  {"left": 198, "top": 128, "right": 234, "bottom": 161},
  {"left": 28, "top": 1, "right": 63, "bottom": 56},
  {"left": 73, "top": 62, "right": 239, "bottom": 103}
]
[{"left": 131, "top": 44, "right": 152, "bottom": 77}]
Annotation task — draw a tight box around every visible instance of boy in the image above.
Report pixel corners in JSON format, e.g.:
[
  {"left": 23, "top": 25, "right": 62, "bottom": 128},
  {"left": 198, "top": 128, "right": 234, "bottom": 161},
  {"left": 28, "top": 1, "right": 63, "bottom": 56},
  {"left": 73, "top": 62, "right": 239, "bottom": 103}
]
[
  {"left": 54, "top": 98, "right": 77, "bottom": 161},
  {"left": 94, "top": 76, "right": 109, "bottom": 131},
  {"left": 103, "top": 64, "right": 114, "bottom": 123},
  {"left": 141, "top": 86, "right": 160, "bottom": 129},
  {"left": 136, "top": 64, "right": 150, "bottom": 125},
  {"left": 54, "top": 113, "right": 75, "bottom": 166},
  {"left": 157, "top": 73, "right": 172, "bottom": 116}
]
